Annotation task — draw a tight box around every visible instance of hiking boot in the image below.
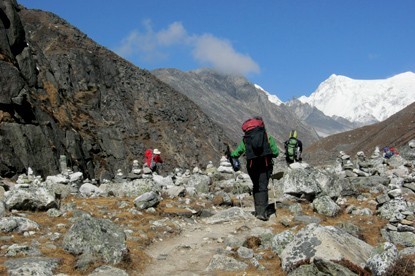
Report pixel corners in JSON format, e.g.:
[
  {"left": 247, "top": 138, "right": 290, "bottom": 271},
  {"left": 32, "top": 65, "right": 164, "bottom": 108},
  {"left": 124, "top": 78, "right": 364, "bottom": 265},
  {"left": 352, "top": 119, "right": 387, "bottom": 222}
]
[
  {"left": 266, "top": 208, "right": 275, "bottom": 218},
  {"left": 253, "top": 191, "right": 269, "bottom": 221},
  {"left": 254, "top": 205, "right": 269, "bottom": 221},
  {"left": 265, "top": 203, "right": 276, "bottom": 218},
  {"left": 255, "top": 214, "right": 269, "bottom": 221}
]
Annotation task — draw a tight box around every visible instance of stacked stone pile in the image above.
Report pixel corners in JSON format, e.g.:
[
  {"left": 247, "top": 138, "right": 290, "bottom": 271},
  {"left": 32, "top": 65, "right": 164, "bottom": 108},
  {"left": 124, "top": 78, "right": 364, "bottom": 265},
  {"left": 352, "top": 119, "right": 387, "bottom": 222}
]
[{"left": 0, "top": 141, "right": 415, "bottom": 275}]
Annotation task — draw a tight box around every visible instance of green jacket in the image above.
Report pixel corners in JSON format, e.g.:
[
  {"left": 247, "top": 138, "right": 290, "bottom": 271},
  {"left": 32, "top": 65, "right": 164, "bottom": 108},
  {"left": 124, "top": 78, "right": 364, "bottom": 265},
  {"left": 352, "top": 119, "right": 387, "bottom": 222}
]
[{"left": 230, "top": 136, "right": 279, "bottom": 159}]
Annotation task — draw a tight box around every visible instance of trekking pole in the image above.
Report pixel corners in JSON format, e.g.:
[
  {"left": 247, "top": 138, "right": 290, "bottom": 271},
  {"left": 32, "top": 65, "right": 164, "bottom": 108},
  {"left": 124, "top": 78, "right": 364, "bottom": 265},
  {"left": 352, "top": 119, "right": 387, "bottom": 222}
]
[
  {"left": 238, "top": 184, "right": 243, "bottom": 208},
  {"left": 270, "top": 158, "right": 285, "bottom": 211},
  {"left": 269, "top": 179, "right": 277, "bottom": 210}
]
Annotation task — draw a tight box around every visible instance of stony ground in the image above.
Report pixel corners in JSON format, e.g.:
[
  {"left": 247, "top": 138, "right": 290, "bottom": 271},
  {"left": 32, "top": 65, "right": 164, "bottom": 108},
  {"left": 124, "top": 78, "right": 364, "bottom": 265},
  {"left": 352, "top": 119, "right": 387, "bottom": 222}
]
[{"left": 3, "top": 187, "right": 410, "bottom": 275}]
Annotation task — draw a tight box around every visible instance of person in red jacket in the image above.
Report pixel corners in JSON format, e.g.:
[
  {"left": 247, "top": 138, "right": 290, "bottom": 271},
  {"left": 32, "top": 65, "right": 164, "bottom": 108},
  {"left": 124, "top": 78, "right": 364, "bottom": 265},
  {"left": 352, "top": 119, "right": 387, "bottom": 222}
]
[{"left": 145, "top": 148, "right": 163, "bottom": 173}]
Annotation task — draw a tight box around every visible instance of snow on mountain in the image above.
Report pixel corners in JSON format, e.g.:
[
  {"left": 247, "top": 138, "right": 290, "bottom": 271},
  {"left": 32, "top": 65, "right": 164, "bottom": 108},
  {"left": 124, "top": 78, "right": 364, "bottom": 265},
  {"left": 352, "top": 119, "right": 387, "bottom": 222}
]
[
  {"left": 298, "top": 72, "right": 415, "bottom": 124},
  {"left": 254, "top": 84, "right": 283, "bottom": 106}
]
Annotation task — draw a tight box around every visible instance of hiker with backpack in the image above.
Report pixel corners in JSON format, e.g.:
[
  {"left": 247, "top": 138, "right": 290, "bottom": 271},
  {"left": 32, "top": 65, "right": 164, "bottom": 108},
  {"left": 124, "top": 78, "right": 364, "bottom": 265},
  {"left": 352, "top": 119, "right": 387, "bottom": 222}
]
[
  {"left": 284, "top": 130, "right": 303, "bottom": 165},
  {"left": 144, "top": 148, "right": 164, "bottom": 173},
  {"left": 383, "top": 146, "right": 399, "bottom": 159},
  {"left": 228, "top": 117, "right": 279, "bottom": 221}
]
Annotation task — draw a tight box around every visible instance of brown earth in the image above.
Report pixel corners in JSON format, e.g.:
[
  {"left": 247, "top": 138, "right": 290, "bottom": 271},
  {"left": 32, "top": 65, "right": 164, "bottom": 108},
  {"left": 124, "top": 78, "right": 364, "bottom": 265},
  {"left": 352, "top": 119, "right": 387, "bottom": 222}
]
[{"left": 305, "top": 101, "right": 415, "bottom": 166}]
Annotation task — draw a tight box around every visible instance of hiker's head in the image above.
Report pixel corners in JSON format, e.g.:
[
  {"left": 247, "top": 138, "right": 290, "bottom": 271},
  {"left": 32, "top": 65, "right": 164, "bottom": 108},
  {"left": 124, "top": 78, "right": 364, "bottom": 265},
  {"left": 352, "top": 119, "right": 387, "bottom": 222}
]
[
  {"left": 153, "top": 149, "right": 161, "bottom": 155},
  {"left": 289, "top": 130, "right": 298, "bottom": 139}
]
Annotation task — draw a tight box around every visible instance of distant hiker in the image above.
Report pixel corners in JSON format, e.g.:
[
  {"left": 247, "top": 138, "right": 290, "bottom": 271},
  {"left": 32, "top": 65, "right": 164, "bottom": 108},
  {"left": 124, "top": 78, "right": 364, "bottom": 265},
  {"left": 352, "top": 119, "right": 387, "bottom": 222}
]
[
  {"left": 284, "top": 130, "right": 303, "bottom": 165},
  {"left": 144, "top": 148, "right": 164, "bottom": 173},
  {"left": 229, "top": 117, "right": 279, "bottom": 221},
  {"left": 383, "top": 146, "right": 399, "bottom": 159}
]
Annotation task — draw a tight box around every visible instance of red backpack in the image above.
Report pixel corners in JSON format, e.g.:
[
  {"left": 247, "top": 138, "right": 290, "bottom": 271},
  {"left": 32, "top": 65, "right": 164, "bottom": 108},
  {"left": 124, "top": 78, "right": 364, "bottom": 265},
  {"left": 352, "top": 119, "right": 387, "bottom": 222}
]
[
  {"left": 242, "top": 118, "right": 264, "bottom": 133},
  {"left": 241, "top": 118, "right": 272, "bottom": 160},
  {"left": 144, "top": 149, "right": 153, "bottom": 168}
]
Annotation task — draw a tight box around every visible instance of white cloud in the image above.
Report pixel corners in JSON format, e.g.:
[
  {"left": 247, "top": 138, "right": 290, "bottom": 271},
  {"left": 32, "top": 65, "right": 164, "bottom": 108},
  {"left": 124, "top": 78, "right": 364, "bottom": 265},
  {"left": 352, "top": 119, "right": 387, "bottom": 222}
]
[
  {"left": 193, "top": 34, "right": 260, "bottom": 75},
  {"left": 156, "top": 21, "right": 188, "bottom": 46},
  {"left": 114, "top": 20, "right": 260, "bottom": 76},
  {"left": 115, "top": 19, "right": 167, "bottom": 63}
]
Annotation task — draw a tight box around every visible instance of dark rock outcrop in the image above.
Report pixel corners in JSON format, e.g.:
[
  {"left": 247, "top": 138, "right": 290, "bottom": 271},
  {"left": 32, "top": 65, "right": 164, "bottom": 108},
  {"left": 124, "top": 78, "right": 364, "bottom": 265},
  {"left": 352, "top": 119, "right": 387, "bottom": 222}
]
[{"left": 0, "top": 1, "right": 231, "bottom": 179}]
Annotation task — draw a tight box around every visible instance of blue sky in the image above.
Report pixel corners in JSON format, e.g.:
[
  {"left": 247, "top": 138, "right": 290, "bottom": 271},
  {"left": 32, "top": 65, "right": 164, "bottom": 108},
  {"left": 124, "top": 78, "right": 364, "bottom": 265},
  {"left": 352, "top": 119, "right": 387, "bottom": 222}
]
[{"left": 19, "top": 0, "right": 415, "bottom": 101}]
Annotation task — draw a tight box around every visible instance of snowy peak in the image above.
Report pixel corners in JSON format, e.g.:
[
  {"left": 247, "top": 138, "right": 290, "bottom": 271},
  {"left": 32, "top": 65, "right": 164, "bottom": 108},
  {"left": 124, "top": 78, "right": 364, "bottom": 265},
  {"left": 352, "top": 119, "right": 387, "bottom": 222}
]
[
  {"left": 254, "top": 84, "right": 283, "bottom": 106},
  {"left": 299, "top": 72, "right": 415, "bottom": 124}
]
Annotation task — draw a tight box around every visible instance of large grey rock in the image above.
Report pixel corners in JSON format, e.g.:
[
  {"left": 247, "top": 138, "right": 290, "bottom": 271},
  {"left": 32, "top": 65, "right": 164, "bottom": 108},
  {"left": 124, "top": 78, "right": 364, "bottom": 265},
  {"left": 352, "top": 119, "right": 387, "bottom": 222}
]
[
  {"left": 79, "top": 183, "right": 105, "bottom": 197},
  {"left": 62, "top": 213, "right": 128, "bottom": 268},
  {"left": 333, "top": 177, "right": 359, "bottom": 197},
  {"left": 287, "top": 263, "right": 327, "bottom": 276},
  {"left": 4, "top": 257, "right": 61, "bottom": 276},
  {"left": 205, "top": 207, "right": 251, "bottom": 224},
  {"left": 282, "top": 167, "right": 322, "bottom": 199},
  {"left": 186, "top": 174, "right": 211, "bottom": 194},
  {"left": 0, "top": 216, "right": 39, "bottom": 233},
  {"left": 4, "top": 186, "right": 57, "bottom": 211},
  {"left": 134, "top": 191, "right": 160, "bottom": 210},
  {"left": 5, "top": 243, "right": 41, "bottom": 257},
  {"left": 348, "top": 176, "right": 390, "bottom": 191},
  {"left": 271, "top": 230, "right": 295, "bottom": 255},
  {"left": 89, "top": 265, "right": 129, "bottom": 276},
  {"left": 313, "top": 258, "right": 358, "bottom": 276},
  {"left": 312, "top": 196, "right": 341, "bottom": 217},
  {"left": 206, "top": 254, "right": 248, "bottom": 272},
  {"left": 0, "top": 200, "right": 6, "bottom": 217},
  {"left": 383, "top": 231, "right": 415, "bottom": 247},
  {"left": 365, "top": 242, "right": 398, "bottom": 276},
  {"left": 377, "top": 199, "right": 408, "bottom": 220},
  {"left": 99, "top": 179, "right": 156, "bottom": 197},
  {"left": 280, "top": 224, "right": 373, "bottom": 272}
]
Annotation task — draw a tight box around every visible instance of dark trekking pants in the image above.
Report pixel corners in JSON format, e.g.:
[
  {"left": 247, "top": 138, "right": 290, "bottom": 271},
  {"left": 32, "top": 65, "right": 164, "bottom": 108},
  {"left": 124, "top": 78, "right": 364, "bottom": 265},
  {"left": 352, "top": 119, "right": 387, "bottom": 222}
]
[{"left": 247, "top": 157, "right": 272, "bottom": 219}]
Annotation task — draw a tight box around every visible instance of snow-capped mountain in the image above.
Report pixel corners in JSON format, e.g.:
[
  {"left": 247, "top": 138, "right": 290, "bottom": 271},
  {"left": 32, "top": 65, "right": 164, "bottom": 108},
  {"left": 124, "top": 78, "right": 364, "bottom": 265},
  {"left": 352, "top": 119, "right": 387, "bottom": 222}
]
[
  {"left": 254, "top": 84, "right": 283, "bottom": 106},
  {"left": 298, "top": 72, "right": 415, "bottom": 124}
]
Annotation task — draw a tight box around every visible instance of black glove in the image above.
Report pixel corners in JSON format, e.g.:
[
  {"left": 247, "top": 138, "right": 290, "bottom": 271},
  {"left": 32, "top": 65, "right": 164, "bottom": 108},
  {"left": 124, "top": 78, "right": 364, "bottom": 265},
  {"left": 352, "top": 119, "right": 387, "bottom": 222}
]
[{"left": 224, "top": 143, "right": 231, "bottom": 159}]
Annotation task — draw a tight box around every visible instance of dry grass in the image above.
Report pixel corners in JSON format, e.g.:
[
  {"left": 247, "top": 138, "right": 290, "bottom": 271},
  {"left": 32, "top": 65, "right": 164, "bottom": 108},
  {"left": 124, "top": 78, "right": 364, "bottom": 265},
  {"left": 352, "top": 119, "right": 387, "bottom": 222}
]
[
  {"left": 385, "top": 255, "right": 415, "bottom": 276},
  {"left": 1, "top": 196, "right": 166, "bottom": 275}
]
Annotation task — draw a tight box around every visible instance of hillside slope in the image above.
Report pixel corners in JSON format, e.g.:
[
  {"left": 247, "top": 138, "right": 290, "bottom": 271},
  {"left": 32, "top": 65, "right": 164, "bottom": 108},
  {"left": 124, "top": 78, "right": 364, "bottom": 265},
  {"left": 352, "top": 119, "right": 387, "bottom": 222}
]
[
  {"left": 152, "top": 68, "right": 319, "bottom": 148},
  {"left": 0, "top": 2, "right": 232, "bottom": 179},
  {"left": 305, "top": 101, "right": 415, "bottom": 165}
]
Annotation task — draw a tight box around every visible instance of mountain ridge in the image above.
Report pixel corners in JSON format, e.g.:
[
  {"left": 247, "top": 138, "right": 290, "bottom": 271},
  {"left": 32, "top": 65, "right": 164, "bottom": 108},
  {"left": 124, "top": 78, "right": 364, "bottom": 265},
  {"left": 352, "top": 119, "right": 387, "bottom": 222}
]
[
  {"left": 298, "top": 72, "right": 415, "bottom": 124},
  {"left": 152, "top": 67, "right": 320, "bottom": 149}
]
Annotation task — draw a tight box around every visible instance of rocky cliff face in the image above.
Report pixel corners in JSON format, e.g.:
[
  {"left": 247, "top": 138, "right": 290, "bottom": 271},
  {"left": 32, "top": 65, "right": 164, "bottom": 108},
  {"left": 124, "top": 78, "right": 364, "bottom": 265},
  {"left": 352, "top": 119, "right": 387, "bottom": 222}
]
[
  {"left": 0, "top": 1, "right": 231, "bottom": 179},
  {"left": 152, "top": 68, "right": 319, "bottom": 148}
]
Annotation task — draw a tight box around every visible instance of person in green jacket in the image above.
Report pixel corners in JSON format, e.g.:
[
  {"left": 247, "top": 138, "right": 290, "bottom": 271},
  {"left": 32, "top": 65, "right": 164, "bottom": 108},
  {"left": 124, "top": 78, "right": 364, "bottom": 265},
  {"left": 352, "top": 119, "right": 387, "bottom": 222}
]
[{"left": 230, "top": 117, "right": 279, "bottom": 221}]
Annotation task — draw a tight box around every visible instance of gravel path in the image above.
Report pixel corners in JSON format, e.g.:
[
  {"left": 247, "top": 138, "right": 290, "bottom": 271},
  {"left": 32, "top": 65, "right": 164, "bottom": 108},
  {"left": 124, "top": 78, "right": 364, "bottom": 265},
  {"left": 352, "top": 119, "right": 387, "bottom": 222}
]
[{"left": 140, "top": 210, "right": 273, "bottom": 275}]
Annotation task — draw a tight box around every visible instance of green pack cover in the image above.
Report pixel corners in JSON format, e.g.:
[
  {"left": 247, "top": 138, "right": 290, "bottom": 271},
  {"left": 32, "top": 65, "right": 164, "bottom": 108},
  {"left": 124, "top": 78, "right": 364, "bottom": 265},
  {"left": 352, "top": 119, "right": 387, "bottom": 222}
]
[{"left": 286, "top": 137, "right": 298, "bottom": 161}]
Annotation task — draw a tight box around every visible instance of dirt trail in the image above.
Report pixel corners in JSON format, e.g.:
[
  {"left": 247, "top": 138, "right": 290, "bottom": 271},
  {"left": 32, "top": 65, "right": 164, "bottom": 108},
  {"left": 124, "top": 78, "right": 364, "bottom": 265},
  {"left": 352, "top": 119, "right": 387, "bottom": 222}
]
[{"left": 140, "top": 211, "right": 273, "bottom": 276}]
